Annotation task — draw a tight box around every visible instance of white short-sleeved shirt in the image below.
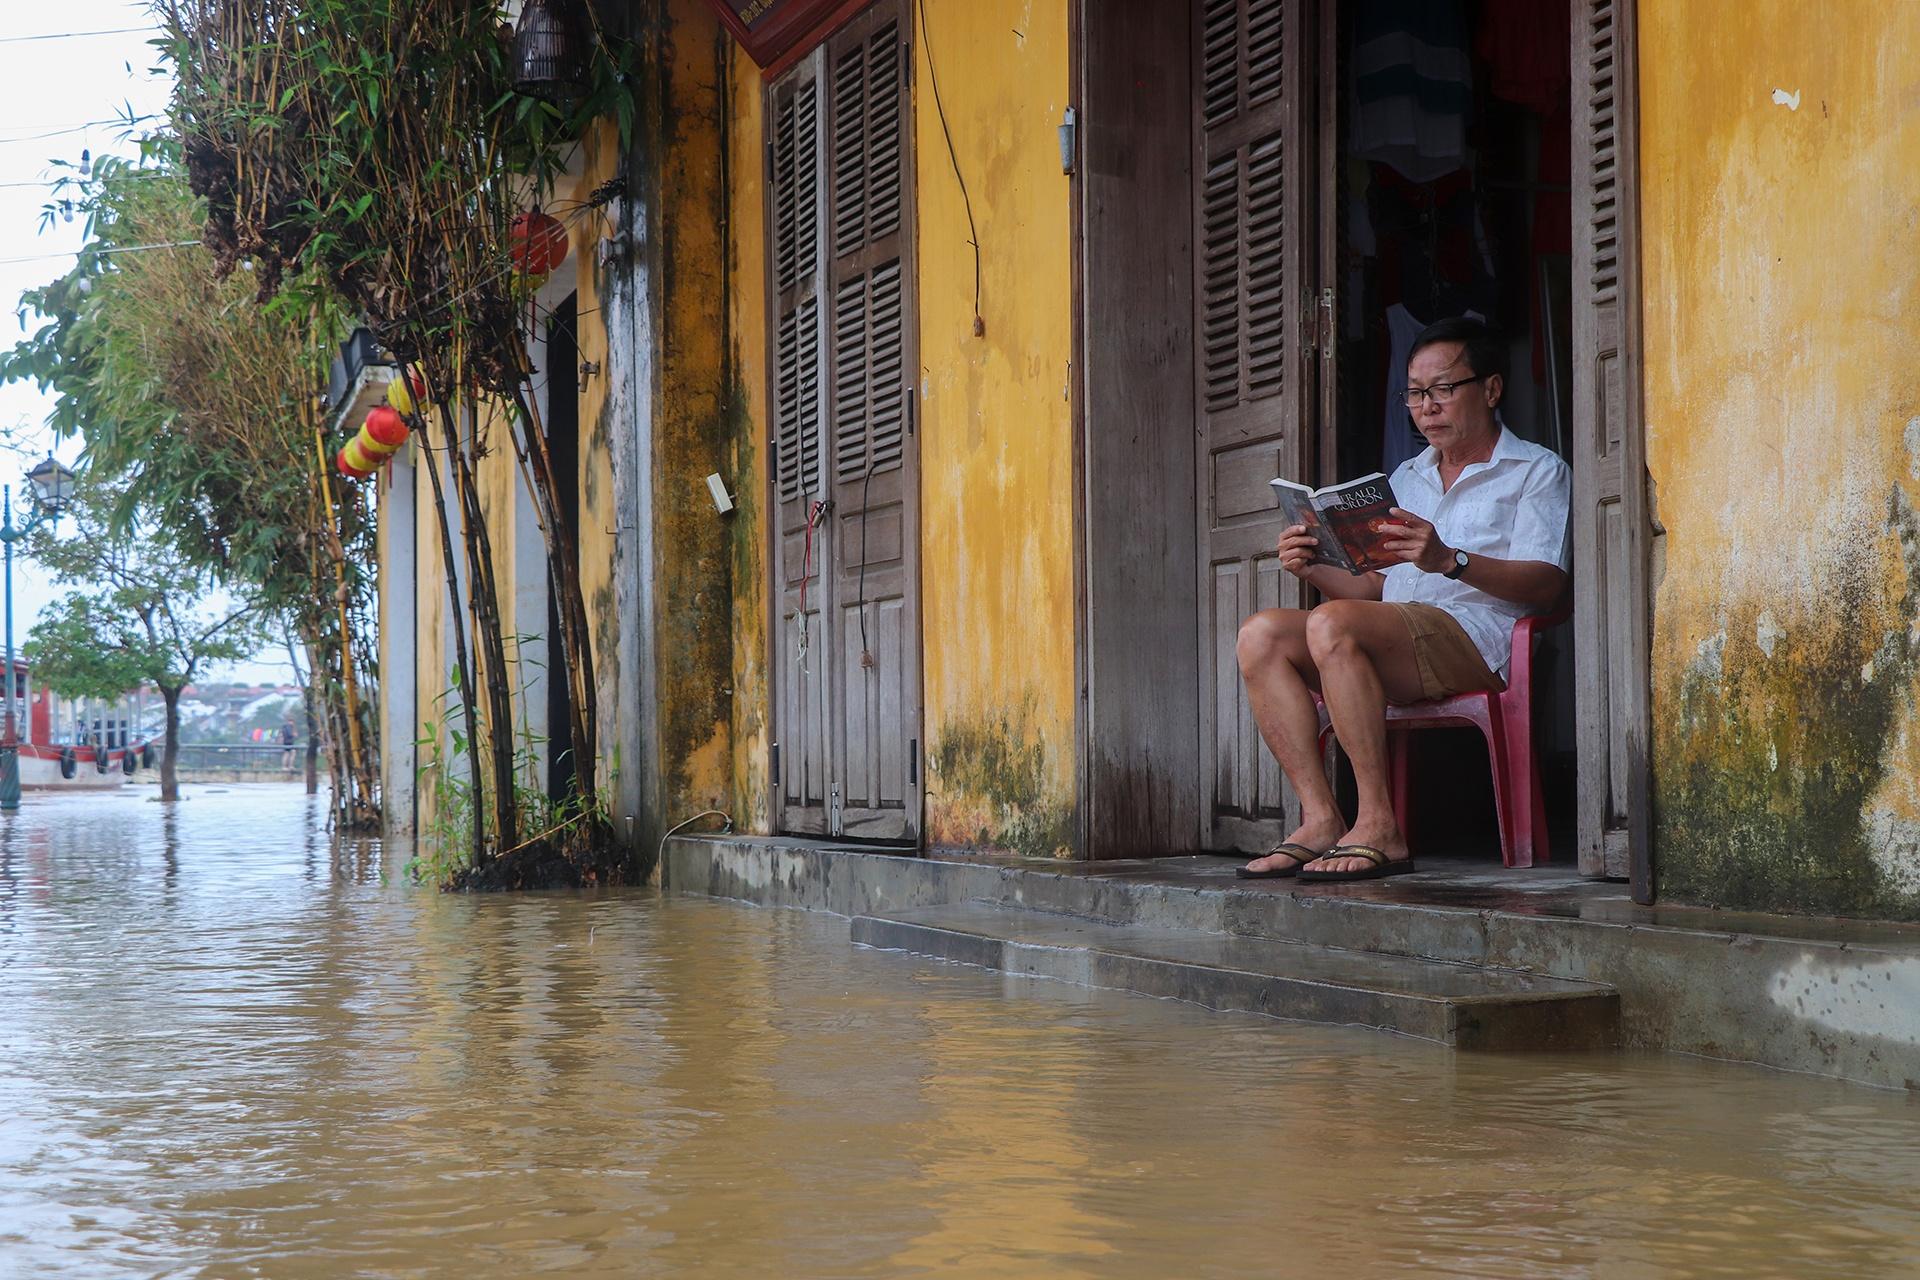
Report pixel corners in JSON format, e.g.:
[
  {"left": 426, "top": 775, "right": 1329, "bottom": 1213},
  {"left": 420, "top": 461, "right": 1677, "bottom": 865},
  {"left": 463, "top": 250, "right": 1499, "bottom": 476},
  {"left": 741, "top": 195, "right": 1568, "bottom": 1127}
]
[{"left": 1381, "top": 428, "right": 1571, "bottom": 678}]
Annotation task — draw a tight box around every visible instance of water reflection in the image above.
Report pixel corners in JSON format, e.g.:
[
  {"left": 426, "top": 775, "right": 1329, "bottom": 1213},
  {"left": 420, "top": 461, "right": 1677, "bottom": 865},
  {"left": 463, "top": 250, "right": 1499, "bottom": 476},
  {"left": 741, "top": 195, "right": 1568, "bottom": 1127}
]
[{"left": 0, "top": 785, "right": 1918, "bottom": 1278}]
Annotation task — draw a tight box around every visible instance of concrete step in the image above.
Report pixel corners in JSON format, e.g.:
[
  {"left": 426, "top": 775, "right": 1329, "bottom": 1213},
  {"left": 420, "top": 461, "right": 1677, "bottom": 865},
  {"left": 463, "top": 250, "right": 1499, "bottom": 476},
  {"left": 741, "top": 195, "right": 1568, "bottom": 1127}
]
[{"left": 851, "top": 902, "right": 1619, "bottom": 1050}]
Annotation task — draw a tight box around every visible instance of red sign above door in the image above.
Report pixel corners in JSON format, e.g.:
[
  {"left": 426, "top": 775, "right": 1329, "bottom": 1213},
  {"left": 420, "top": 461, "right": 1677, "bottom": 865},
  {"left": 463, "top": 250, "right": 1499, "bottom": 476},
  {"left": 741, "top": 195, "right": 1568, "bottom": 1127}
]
[{"left": 706, "top": 0, "right": 871, "bottom": 77}]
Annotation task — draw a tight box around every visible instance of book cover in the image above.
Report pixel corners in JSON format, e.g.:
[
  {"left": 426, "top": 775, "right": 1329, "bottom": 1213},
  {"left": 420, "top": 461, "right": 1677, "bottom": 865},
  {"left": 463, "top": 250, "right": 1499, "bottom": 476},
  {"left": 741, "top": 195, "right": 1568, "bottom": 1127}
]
[{"left": 1270, "top": 473, "right": 1402, "bottom": 575}]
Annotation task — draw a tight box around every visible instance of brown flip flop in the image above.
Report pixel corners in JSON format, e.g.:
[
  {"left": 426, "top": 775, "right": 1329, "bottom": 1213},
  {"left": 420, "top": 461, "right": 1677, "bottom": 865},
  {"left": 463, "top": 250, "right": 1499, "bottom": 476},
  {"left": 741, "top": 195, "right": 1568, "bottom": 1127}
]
[
  {"left": 1296, "top": 844, "right": 1417, "bottom": 882},
  {"left": 1235, "top": 842, "right": 1326, "bottom": 879}
]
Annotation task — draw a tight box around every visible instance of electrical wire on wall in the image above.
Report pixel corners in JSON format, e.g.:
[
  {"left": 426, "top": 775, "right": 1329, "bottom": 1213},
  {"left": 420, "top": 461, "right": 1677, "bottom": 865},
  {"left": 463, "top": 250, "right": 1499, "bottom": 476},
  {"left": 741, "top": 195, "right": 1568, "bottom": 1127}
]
[{"left": 915, "top": 0, "right": 983, "bottom": 338}]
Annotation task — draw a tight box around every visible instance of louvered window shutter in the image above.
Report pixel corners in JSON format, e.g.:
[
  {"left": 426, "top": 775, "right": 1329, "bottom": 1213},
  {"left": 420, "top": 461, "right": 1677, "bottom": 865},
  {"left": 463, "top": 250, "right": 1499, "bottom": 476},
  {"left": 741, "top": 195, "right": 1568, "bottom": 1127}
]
[
  {"left": 771, "top": 73, "right": 824, "bottom": 506},
  {"left": 1197, "top": 0, "right": 1289, "bottom": 417},
  {"left": 828, "top": 12, "right": 907, "bottom": 488}
]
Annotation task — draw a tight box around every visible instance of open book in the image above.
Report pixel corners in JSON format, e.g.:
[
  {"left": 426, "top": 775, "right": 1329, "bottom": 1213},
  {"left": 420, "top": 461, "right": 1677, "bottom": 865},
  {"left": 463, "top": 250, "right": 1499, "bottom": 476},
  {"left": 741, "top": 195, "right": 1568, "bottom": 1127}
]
[{"left": 1269, "top": 473, "right": 1402, "bottom": 575}]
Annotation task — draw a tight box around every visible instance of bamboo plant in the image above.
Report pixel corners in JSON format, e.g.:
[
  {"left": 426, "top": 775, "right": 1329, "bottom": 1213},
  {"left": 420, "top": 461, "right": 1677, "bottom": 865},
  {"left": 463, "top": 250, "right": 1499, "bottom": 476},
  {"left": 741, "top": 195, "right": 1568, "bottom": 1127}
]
[{"left": 156, "top": 0, "right": 638, "bottom": 883}]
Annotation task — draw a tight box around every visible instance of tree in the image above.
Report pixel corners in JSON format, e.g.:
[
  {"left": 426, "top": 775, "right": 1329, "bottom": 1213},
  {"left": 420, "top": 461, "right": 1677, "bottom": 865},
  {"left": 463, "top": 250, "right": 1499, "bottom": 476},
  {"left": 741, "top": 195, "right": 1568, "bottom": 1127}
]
[
  {"left": 0, "top": 143, "right": 378, "bottom": 825},
  {"left": 25, "top": 479, "right": 266, "bottom": 801}
]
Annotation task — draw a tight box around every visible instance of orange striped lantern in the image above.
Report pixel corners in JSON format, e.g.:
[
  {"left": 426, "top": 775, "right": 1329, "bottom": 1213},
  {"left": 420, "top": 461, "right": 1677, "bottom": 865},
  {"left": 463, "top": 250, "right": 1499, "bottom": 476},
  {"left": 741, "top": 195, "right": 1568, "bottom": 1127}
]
[{"left": 336, "top": 405, "right": 412, "bottom": 482}]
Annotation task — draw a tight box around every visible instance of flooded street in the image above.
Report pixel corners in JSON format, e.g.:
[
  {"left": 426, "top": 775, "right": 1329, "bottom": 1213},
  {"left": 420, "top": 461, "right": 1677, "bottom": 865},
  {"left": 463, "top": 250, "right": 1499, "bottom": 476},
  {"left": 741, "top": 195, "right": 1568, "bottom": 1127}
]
[{"left": 3, "top": 787, "right": 1920, "bottom": 1277}]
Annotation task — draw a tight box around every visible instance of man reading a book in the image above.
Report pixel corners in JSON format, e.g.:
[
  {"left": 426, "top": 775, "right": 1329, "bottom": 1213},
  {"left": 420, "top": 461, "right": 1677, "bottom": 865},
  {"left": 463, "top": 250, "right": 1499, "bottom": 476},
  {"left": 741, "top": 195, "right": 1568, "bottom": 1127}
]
[{"left": 1235, "top": 317, "right": 1570, "bottom": 881}]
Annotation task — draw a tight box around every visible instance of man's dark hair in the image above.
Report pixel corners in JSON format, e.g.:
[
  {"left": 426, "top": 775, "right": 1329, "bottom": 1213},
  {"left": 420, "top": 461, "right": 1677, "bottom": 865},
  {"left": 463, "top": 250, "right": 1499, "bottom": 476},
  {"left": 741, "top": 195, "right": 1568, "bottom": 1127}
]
[{"left": 1408, "top": 316, "right": 1508, "bottom": 384}]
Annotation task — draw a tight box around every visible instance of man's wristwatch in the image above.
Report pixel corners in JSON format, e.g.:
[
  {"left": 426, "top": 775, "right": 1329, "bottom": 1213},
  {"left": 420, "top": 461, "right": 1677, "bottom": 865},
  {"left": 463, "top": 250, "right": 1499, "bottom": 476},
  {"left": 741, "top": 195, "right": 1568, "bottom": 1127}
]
[{"left": 1442, "top": 548, "right": 1470, "bottom": 580}]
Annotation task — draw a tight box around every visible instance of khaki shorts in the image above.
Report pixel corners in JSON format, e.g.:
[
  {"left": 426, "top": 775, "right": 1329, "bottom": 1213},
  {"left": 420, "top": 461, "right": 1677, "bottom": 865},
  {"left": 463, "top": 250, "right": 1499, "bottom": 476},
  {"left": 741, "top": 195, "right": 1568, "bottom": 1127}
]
[{"left": 1389, "top": 602, "right": 1505, "bottom": 702}]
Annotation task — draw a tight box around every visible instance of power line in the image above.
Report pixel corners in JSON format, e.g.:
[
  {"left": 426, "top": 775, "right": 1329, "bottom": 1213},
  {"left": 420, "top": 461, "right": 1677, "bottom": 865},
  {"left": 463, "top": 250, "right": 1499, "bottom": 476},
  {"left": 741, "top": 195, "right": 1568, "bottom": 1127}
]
[
  {"left": 0, "top": 117, "right": 162, "bottom": 146},
  {"left": 0, "top": 27, "right": 154, "bottom": 45},
  {"left": 0, "top": 239, "right": 198, "bottom": 268}
]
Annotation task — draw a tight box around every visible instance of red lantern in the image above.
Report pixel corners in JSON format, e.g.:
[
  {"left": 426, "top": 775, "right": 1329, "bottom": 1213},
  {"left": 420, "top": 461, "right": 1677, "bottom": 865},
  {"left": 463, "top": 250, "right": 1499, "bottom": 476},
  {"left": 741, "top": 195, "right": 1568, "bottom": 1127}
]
[
  {"left": 365, "top": 405, "right": 409, "bottom": 448},
  {"left": 336, "top": 447, "right": 372, "bottom": 479},
  {"left": 510, "top": 210, "right": 569, "bottom": 276}
]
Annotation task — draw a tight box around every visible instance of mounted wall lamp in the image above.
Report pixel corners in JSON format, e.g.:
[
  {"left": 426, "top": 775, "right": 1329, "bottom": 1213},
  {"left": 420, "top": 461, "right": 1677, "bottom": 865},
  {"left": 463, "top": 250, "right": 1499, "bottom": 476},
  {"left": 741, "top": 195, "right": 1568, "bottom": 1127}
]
[{"left": 596, "top": 232, "right": 629, "bottom": 269}]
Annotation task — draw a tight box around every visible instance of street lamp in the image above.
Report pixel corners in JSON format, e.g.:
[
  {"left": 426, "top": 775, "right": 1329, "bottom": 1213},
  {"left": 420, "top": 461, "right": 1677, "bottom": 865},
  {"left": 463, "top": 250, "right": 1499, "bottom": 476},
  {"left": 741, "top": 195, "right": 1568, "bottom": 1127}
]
[{"left": 0, "top": 455, "right": 75, "bottom": 810}]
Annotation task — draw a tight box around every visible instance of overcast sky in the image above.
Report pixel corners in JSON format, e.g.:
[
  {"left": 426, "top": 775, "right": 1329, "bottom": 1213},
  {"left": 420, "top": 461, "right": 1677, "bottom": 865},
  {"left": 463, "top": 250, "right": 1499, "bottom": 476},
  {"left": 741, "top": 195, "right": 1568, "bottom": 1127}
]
[{"left": 0, "top": 6, "right": 293, "bottom": 686}]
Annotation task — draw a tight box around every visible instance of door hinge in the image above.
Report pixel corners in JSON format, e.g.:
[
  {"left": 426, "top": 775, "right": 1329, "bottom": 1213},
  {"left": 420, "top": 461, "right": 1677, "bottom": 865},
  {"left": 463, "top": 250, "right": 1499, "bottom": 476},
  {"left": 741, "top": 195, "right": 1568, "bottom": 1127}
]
[
  {"left": 909, "top": 737, "right": 918, "bottom": 785},
  {"left": 1058, "top": 106, "right": 1077, "bottom": 175},
  {"left": 904, "top": 387, "right": 915, "bottom": 436},
  {"left": 902, "top": 40, "right": 911, "bottom": 88},
  {"left": 771, "top": 741, "right": 781, "bottom": 787},
  {"left": 829, "top": 782, "right": 844, "bottom": 836},
  {"left": 1319, "top": 287, "right": 1335, "bottom": 361}
]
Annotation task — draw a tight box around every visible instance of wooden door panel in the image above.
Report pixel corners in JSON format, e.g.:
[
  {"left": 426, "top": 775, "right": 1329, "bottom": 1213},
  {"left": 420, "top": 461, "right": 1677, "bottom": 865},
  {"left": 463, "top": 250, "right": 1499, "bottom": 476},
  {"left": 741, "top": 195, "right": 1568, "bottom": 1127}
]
[
  {"left": 780, "top": 606, "right": 830, "bottom": 831},
  {"left": 1572, "top": 0, "right": 1651, "bottom": 891},
  {"left": 1195, "top": 0, "right": 1311, "bottom": 853},
  {"left": 824, "top": 1, "right": 918, "bottom": 842},
  {"left": 771, "top": 64, "right": 831, "bottom": 834}
]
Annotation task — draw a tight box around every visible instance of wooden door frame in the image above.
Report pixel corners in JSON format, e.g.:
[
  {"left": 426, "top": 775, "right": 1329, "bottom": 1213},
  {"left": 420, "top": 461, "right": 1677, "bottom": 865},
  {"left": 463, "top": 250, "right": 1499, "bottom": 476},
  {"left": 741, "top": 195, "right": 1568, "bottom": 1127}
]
[{"left": 1072, "top": 0, "right": 1203, "bottom": 858}]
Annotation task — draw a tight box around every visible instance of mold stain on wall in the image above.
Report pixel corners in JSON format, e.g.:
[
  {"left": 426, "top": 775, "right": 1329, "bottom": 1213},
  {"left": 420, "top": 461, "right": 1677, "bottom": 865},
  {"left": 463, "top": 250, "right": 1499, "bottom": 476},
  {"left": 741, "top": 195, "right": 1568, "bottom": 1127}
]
[{"left": 929, "top": 693, "right": 1074, "bottom": 858}]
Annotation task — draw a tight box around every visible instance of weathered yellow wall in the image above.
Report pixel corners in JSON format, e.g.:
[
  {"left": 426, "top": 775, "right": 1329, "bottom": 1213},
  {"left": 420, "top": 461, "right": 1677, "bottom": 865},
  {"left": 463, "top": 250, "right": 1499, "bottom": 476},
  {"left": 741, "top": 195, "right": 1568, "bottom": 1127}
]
[
  {"left": 649, "top": 0, "right": 733, "bottom": 833},
  {"left": 1641, "top": 1, "right": 1920, "bottom": 916},
  {"left": 913, "top": 0, "right": 1077, "bottom": 856},
  {"left": 725, "top": 40, "right": 772, "bottom": 834},
  {"left": 572, "top": 119, "right": 623, "bottom": 798},
  {"left": 412, "top": 435, "right": 450, "bottom": 835}
]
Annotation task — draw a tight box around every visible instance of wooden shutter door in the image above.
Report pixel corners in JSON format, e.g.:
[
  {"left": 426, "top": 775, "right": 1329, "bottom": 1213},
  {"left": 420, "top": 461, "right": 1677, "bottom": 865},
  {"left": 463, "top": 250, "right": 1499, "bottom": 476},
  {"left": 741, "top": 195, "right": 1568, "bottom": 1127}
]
[
  {"left": 825, "top": 3, "right": 918, "bottom": 840},
  {"left": 1571, "top": 0, "right": 1652, "bottom": 892},
  {"left": 1195, "top": 0, "right": 1314, "bottom": 852},
  {"left": 770, "top": 56, "right": 832, "bottom": 834}
]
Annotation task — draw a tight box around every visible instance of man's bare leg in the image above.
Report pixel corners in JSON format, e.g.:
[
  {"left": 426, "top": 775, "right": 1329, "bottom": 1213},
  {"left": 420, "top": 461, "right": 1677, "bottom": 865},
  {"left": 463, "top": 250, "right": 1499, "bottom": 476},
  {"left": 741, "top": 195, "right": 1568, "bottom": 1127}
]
[
  {"left": 1303, "top": 600, "right": 1430, "bottom": 873},
  {"left": 1234, "top": 609, "right": 1345, "bottom": 872}
]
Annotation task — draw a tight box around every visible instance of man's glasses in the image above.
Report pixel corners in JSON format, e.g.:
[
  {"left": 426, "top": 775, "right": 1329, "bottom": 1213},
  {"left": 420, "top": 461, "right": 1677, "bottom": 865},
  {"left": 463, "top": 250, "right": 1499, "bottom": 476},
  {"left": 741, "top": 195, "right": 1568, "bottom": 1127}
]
[{"left": 1400, "top": 374, "right": 1485, "bottom": 408}]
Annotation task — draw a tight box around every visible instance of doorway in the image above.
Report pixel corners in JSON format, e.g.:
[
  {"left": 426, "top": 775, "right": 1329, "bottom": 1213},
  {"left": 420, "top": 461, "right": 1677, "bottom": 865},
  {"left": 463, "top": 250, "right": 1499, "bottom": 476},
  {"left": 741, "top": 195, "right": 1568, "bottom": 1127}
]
[
  {"left": 1319, "top": 0, "right": 1578, "bottom": 858},
  {"left": 1077, "top": 0, "right": 1648, "bottom": 873},
  {"left": 764, "top": 0, "right": 924, "bottom": 843},
  {"left": 546, "top": 292, "right": 580, "bottom": 804}
]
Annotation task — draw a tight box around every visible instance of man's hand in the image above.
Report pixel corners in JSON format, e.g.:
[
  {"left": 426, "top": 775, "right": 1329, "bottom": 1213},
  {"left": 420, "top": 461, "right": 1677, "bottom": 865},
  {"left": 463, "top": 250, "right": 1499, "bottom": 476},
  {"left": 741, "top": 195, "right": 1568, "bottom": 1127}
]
[
  {"left": 1276, "top": 524, "right": 1321, "bottom": 580},
  {"left": 1379, "top": 507, "right": 1454, "bottom": 574}
]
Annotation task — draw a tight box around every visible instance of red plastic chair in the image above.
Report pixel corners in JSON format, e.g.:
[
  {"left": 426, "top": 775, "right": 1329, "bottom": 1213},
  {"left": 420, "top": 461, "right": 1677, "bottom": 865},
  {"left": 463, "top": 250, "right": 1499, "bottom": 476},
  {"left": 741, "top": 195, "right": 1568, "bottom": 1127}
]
[{"left": 1316, "top": 603, "right": 1569, "bottom": 868}]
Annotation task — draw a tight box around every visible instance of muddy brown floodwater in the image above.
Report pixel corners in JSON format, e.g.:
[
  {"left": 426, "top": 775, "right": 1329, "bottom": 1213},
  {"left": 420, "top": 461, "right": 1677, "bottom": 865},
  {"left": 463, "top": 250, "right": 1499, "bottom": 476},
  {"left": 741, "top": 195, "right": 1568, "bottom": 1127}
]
[{"left": 4, "top": 786, "right": 1920, "bottom": 1278}]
